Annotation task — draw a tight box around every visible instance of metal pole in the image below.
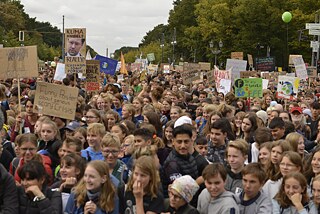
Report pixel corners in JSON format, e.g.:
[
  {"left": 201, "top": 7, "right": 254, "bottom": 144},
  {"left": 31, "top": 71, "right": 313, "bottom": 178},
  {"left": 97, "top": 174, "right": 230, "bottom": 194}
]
[
  {"left": 106, "top": 48, "right": 108, "bottom": 57},
  {"left": 317, "top": 13, "right": 320, "bottom": 63},
  {"left": 62, "top": 15, "right": 65, "bottom": 62},
  {"left": 214, "top": 54, "right": 217, "bottom": 66}
]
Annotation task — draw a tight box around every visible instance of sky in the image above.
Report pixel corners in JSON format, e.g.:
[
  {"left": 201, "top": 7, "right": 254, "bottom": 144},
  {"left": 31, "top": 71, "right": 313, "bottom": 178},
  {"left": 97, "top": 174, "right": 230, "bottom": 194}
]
[{"left": 20, "top": 0, "right": 174, "bottom": 56}]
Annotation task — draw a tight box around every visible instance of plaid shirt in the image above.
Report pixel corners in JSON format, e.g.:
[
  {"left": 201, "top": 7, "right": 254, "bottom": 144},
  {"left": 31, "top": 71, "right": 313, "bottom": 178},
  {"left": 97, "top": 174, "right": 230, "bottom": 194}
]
[{"left": 207, "top": 141, "right": 227, "bottom": 165}]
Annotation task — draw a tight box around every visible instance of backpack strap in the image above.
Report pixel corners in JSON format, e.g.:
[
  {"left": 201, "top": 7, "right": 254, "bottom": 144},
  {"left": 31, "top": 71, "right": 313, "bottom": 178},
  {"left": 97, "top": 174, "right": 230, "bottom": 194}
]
[
  {"left": 12, "top": 157, "right": 20, "bottom": 176},
  {"left": 86, "top": 151, "right": 91, "bottom": 162}
]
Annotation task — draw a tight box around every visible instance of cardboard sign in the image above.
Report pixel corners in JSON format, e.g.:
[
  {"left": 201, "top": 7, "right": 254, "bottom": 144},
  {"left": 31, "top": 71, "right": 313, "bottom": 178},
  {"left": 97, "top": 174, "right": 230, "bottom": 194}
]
[
  {"left": 0, "top": 46, "right": 38, "bottom": 79},
  {"left": 86, "top": 60, "right": 100, "bottom": 91},
  {"left": 53, "top": 63, "right": 66, "bottom": 81},
  {"left": 147, "top": 53, "right": 155, "bottom": 62},
  {"left": 226, "top": 59, "right": 247, "bottom": 80},
  {"left": 256, "top": 57, "right": 275, "bottom": 71},
  {"left": 234, "top": 78, "right": 263, "bottom": 98},
  {"left": 240, "top": 71, "right": 258, "bottom": 78},
  {"left": 203, "top": 70, "right": 214, "bottom": 85},
  {"left": 293, "top": 56, "right": 308, "bottom": 80},
  {"left": 147, "top": 64, "right": 158, "bottom": 74},
  {"left": 307, "top": 66, "right": 317, "bottom": 77},
  {"left": 175, "top": 65, "right": 183, "bottom": 72},
  {"left": 277, "top": 75, "right": 300, "bottom": 100},
  {"left": 64, "top": 28, "right": 86, "bottom": 74},
  {"left": 231, "top": 52, "right": 244, "bottom": 60},
  {"left": 198, "top": 62, "right": 211, "bottom": 71},
  {"left": 182, "top": 63, "right": 201, "bottom": 84},
  {"left": 34, "top": 82, "right": 79, "bottom": 120}
]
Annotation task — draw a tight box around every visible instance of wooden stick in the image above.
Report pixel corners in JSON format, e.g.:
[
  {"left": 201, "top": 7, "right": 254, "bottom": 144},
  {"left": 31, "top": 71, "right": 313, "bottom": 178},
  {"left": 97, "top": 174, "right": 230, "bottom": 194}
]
[{"left": 17, "top": 76, "right": 22, "bottom": 135}]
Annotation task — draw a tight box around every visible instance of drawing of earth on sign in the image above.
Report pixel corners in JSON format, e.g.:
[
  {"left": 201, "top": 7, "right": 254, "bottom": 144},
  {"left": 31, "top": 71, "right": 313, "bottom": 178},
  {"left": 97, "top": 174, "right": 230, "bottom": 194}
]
[
  {"left": 280, "top": 81, "right": 295, "bottom": 96},
  {"left": 234, "top": 79, "right": 245, "bottom": 97},
  {"left": 102, "top": 62, "right": 108, "bottom": 69}
]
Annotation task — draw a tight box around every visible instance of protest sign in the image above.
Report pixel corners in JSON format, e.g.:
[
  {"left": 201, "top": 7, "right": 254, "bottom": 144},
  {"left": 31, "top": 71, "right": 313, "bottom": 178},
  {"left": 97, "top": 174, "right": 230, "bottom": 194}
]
[
  {"left": 86, "top": 60, "right": 100, "bottom": 91},
  {"left": 64, "top": 28, "right": 86, "bottom": 74},
  {"left": 234, "top": 78, "right": 263, "bottom": 98},
  {"left": 262, "top": 79, "right": 269, "bottom": 89},
  {"left": 277, "top": 75, "right": 300, "bottom": 100},
  {"left": 226, "top": 59, "right": 247, "bottom": 80},
  {"left": 231, "top": 52, "right": 244, "bottom": 60},
  {"left": 0, "top": 46, "right": 38, "bottom": 79},
  {"left": 130, "top": 63, "right": 142, "bottom": 72},
  {"left": 293, "top": 56, "right": 308, "bottom": 80},
  {"left": 53, "top": 63, "right": 66, "bottom": 81},
  {"left": 163, "top": 65, "right": 170, "bottom": 74},
  {"left": 33, "top": 82, "right": 79, "bottom": 120},
  {"left": 256, "top": 57, "right": 275, "bottom": 71},
  {"left": 147, "top": 53, "right": 155, "bottom": 62},
  {"left": 147, "top": 64, "right": 158, "bottom": 75},
  {"left": 203, "top": 70, "right": 214, "bottom": 85},
  {"left": 307, "top": 66, "right": 317, "bottom": 77},
  {"left": 175, "top": 65, "right": 183, "bottom": 72},
  {"left": 213, "top": 66, "right": 231, "bottom": 89},
  {"left": 182, "top": 63, "right": 201, "bottom": 84},
  {"left": 218, "top": 79, "right": 232, "bottom": 95},
  {"left": 240, "top": 71, "right": 258, "bottom": 78},
  {"left": 289, "top": 55, "right": 302, "bottom": 67},
  {"left": 198, "top": 62, "right": 211, "bottom": 71},
  {"left": 247, "top": 54, "right": 254, "bottom": 68}
]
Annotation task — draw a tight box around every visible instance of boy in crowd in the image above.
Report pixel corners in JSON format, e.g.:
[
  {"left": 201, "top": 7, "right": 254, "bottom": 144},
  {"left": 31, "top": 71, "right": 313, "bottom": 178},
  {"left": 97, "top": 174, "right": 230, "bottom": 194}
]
[
  {"left": 268, "top": 117, "right": 286, "bottom": 140},
  {"left": 197, "top": 163, "right": 239, "bottom": 214},
  {"left": 81, "top": 123, "right": 105, "bottom": 161},
  {"left": 195, "top": 135, "right": 209, "bottom": 162},
  {"left": 133, "top": 128, "right": 153, "bottom": 148},
  {"left": 237, "top": 163, "right": 272, "bottom": 214},
  {"left": 225, "top": 139, "right": 248, "bottom": 193}
]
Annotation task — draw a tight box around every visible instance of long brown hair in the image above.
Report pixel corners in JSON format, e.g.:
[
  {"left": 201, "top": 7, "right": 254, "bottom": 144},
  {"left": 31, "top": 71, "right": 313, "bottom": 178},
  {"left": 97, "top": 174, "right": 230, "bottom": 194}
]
[
  {"left": 274, "top": 172, "right": 309, "bottom": 209},
  {"left": 73, "top": 161, "right": 116, "bottom": 212},
  {"left": 127, "top": 156, "right": 160, "bottom": 199}
]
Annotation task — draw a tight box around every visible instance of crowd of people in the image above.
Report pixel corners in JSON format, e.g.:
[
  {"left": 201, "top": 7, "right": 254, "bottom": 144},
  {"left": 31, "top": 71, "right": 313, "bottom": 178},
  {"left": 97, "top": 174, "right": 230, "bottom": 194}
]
[{"left": 1, "top": 63, "right": 320, "bottom": 213}]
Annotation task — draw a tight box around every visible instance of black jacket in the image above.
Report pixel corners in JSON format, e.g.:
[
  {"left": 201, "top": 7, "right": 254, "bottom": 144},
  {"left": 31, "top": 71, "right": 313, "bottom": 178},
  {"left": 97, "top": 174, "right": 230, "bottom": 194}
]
[
  {"left": 0, "top": 164, "right": 18, "bottom": 213},
  {"left": 17, "top": 186, "right": 62, "bottom": 214}
]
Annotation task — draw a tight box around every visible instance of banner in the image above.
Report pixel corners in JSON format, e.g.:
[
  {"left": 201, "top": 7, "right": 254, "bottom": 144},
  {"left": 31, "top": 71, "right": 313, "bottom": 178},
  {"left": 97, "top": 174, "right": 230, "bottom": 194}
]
[
  {"left": 86, "top": 60, "right": 100, "bottom": 91},
  {"left": 94, "top": 55, "right": 118, "bottom": 75},
  {"left": 226, "top": 59, "right": 247, "bottom": 80},
  {"left": 277, "top": 75, "right": 300, "bottom": 100},
  {"left": 0, "top": 46, "right": 38, "bottom": 79},
  {"left": 234, "top": 78, "right": 263, "bottom": 98},
  {"left": 33, "top": 82, "right": 79, "bottom": 120},
  {"left": 64, "top": 28, "right": 86, "bottom": 74},
  {"left": 198, "top": 62, "right": 211, "bottom": 71},
  {"left": 293, "top": 56, "right": 307, "bottom": 80},
  {"left": 182, "top": 63, "right": 201, "bottom": 84},
  {"left": 255, "top": 57, "right": 275, "bottom": 71}
]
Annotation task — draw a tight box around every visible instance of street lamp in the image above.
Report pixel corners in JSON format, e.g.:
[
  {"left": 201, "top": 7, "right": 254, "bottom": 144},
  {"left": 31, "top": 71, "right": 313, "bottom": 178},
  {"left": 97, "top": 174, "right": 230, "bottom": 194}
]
[
  {"left": 171, "top": 27, "right": 177, "bottom": 65},
  {"left": 209, "top": 39, "right": 223, "bottom": 67}
]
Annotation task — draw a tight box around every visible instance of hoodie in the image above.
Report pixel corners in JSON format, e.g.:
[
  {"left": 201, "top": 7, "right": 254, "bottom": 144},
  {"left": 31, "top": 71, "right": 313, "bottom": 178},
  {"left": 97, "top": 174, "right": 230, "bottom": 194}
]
[{"left": 197, "top": 189, "right": 239, "bottom": 214}]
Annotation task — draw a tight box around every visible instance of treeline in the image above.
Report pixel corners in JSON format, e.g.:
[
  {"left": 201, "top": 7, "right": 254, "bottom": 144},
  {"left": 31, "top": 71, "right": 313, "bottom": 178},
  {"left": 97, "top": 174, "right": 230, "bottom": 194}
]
[{"left": 119, "top": 0, "right": 320, "bottom": 68}]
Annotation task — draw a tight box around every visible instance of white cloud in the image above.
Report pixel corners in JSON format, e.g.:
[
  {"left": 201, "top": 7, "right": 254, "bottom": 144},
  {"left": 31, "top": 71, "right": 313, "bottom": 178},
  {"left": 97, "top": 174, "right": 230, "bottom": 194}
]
[{"left": 20, "top": 0, "right": 174, "bottom": 56}]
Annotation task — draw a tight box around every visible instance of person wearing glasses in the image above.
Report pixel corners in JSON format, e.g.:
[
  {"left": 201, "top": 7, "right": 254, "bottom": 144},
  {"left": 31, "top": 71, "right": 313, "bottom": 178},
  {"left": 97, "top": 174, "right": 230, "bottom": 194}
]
[
  {"left": 163, "top": 175, "right": 199, "bottom": 214},
  {"left": 10, "top": 133, "right": 53, "bottom": 185},
  {"left": 85, "top": 109, "right": 102, "bottom": 125},
  {"left": 101, "top": 133, "right": 129, "bottom": 184}
]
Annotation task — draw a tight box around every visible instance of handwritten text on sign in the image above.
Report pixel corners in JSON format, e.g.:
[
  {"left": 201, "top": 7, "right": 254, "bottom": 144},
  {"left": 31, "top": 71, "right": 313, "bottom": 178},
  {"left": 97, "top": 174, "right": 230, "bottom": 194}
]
[
  {"left": 34, "top": 82, "right": 78, "bottom": 120},
  {"left": 234, "top": 78, "right": 263, "bottom": 98}
]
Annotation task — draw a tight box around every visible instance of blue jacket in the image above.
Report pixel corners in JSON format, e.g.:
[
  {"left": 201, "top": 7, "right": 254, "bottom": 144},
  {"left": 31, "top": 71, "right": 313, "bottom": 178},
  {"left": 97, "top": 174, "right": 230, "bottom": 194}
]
[{"left": 81, "top": 147, "right": 104, "bottom": 161}]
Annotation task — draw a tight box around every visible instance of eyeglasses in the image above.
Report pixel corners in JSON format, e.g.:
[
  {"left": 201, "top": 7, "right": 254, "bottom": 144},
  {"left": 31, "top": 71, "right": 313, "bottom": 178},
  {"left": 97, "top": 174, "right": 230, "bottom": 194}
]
[
  {"left": 169, "top": 191, "right": 183, "bottom": 200},
  {"left": 20, "top": 147, "right": 37, "bottom": 152},
  {"left": 122, "top": 144, "right": 131, "bottom": 148},
  {"left": 102, "top": 150, "right": 119, "bottom": 156}
]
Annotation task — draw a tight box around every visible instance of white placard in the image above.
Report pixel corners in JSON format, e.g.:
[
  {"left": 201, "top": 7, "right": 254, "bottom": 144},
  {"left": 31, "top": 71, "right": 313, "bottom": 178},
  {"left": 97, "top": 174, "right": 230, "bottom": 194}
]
[{"left": 53, "top": 63, "right": 66, "bottom": 81}]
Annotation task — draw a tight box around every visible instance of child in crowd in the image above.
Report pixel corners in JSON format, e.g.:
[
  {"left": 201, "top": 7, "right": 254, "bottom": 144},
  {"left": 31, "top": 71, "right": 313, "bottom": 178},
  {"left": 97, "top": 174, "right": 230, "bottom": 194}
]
[
  {"left": 81, "top": 123, "right": 105, "bottom": 161},
  {"left": 225, "top": 139, "right": 248, "bottom": 193},
  {"left": 237, "top": 163, "right": 272, "bottom": 213},
  {"left": 197, "top": 163, "right": 239, "bottom": 214}
]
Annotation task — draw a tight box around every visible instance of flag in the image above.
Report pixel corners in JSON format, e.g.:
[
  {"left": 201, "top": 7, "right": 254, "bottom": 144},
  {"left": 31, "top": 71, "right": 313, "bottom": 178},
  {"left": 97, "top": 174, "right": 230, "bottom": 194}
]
[
  {"left": 86, "top": 50, "right": 92, "bottom": 60},
  {"left": 120, "top": 52, "right": 128, "bottom": 75},
  {"left": 94, "top": 54, "right": 118, "bottom": 75}
]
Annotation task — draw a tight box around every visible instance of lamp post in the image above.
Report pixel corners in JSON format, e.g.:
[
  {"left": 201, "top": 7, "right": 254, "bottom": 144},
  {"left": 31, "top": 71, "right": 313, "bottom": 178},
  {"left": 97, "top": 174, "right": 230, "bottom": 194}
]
[
  {"left": 160, "top": 33, "right": 164, "bottom": 63},
  {"left": 209, "top": 39, "right": 223, "bottom": 67},
  {"left": 171, "top": 27, "right": 177, "bottom": 65}
]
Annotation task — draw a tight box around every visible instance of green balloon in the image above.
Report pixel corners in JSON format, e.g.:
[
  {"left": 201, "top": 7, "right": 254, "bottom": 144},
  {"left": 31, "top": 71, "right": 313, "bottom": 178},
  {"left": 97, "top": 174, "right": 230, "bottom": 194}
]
[{"left": 282, "top": 11, "right": 292, "bottom": 23}]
